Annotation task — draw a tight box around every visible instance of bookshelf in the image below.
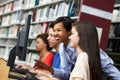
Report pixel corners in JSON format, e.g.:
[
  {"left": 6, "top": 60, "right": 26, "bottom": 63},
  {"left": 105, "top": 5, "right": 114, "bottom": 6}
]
[
  {"left": 0, "top": 0, "right": 79, "bottom": 63},
  {"left": 107, "top": 3, "right": 120, "bottom": 69}
]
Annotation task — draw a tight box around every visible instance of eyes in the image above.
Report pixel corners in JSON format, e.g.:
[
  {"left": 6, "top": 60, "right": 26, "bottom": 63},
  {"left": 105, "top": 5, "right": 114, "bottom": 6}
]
[
  {"left": 54, "top": 28, "right": 63, "bottom": 32},
  {"left": 49, "top": 34, "right": 55, "bottom": 37}
]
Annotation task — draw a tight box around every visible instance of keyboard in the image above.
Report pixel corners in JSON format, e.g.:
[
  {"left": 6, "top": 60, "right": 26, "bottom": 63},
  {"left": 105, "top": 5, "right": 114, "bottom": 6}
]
[{"left": 9, "top": 68, "right": 39, "bottom": 80}]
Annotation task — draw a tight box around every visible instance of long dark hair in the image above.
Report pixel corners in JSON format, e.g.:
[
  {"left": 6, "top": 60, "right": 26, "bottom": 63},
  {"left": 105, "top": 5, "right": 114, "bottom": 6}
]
[
  {"left": 36, "top": 33, "right": 52, "bottom": 51},
  {"left": 72, "top": 21, "right": 102, "bottom": 80}
]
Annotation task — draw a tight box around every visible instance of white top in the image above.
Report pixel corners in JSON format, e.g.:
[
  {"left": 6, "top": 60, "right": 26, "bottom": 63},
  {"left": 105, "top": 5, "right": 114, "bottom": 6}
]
[{"left": 69, "top": 52, "right": 90, "bottom": 80}]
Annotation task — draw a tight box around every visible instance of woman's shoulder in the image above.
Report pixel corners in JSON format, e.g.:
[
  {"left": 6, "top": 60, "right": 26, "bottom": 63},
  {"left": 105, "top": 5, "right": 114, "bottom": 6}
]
[
  {"left": 78, "top": 52, "right": 88, "bottom": 57},
  {"left": 47, "top": 52, "right": 54, "bottom": 58},
  {"left": 77, "top": 52, "right": 88, "bottom": 61}
]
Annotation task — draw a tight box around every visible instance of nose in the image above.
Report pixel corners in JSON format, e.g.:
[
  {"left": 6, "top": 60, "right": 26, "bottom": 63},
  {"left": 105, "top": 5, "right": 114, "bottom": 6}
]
[
  {"left": 53, "top": 31, "right": 57, "bottom": 36},
  {"left": 69, "top": 35, "right": 71, "bottom": 39},
  {"left": 47, "top": 36, "right": 50, "bottom": 40}
]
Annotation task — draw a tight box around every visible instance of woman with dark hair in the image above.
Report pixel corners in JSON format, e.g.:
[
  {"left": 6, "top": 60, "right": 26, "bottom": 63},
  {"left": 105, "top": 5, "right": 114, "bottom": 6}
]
[
  {"left": 69, "top": 21, "right": 102, "bottom": 80},
  {"left": 35, "top": 33, "right": 54, "bottom": 66},
  {"left": 16, "top": 33, "right": 54, "bottom": 71}
]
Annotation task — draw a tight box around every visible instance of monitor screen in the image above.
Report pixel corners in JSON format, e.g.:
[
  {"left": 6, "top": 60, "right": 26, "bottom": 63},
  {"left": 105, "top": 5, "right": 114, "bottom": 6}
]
[{"left": 7, "top": 14, "right": 31, "bottom": 70}]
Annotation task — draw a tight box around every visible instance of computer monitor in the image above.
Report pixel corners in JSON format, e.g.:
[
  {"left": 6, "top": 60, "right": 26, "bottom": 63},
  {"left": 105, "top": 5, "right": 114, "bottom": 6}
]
[{"left": 7, "top": 14, "right": 31, "bottom": 70}]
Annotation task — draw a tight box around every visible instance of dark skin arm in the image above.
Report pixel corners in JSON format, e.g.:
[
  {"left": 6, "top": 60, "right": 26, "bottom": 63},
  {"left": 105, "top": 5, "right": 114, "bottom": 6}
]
[{"left": 34, "top": 60, "right": 54, "bottom": 74}]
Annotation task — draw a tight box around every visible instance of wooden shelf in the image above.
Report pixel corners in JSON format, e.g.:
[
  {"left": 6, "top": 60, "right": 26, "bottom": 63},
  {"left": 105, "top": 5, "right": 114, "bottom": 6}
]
[
  {"left": 0, "top": 0, "right": 14, "bottom": 6},
  {"left": 25, "top": 0, "right": 64, "bottom": 10},
  {"left": 109, "top": 37, "right": 120, "bottom": 40},
  {"left": 107, "top": 52, "right": 120, "bottom": 56}
]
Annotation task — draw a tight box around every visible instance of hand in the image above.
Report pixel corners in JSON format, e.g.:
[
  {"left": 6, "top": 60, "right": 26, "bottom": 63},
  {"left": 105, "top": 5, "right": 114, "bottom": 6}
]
[
  {"left": 34, "top": 60, "right": 54, "bottom": 74},
  {"left": 34, "top": 60, "right": 48, "bottom": 70},
  {"left": 15, "top": 63, "right": 33, "bottom": 70},
  {"left": 35, "top": 69, "right": 61, "bottom": 80}
]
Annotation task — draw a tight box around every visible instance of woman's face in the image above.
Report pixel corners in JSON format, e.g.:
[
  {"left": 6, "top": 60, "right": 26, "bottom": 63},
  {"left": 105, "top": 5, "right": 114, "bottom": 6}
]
[
  {"left": 69, "top": 27, "right": 79, "bottom": 48},
  {"left": 47, "top": 28, "right": 59, "bottom": 48},
  {"left": 36, "top": 38, "right": 46, "bottom": 52}
]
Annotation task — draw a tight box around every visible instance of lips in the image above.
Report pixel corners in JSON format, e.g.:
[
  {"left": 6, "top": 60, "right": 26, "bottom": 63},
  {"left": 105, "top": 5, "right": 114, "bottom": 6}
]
[
  {"left": 55, "top": 35, "right": 61, "bottom": 41},
  {"left": 48, "top": 41, "right": 52, "bottom": 45}
]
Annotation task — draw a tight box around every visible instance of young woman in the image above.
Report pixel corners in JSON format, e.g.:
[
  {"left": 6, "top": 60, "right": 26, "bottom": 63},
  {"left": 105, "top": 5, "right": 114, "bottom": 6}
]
[
  {"left": 35, "top": 33, "right": 54, "bottom": 67},
  {"left": 69, "top": 21, "right": 102, "bottom": 80},
  {"left": 16, "top": 33, "right": 54, "bottom": 71}
]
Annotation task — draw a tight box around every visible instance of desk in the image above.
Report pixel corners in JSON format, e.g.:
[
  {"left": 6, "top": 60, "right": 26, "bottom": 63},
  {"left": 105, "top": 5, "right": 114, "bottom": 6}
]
[
  {"left": 0, "top": 65, "right": 10, "bottom": 80},
  {"left": 9, "top": 71, "right": 27, "bottom": 80},
  {"left": 8, "top": 78, "right": 18, "bottom": 80}
]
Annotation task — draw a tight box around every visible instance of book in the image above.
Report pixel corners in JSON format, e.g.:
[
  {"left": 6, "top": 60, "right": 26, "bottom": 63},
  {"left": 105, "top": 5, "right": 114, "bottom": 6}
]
[
  {"left": 67, "top": 0, "right": 80, "bottom": 17},
  {"left": 26, "top": 52, "right": 39, "bottom": 66},
  {"left": 29, "top": 24, "right": 44, "bottom": 37},
  {"left": 29, "top": 0, "right": 35, "bottom": 7},
  {"left": 30, "top": 40, "right": 36, "bottom": 48},
  {"left": 13, "top": 0, "right": 23, "bottom": 11},
  {"left": 4, "top": 47, "right": 12, "bottom": 60},
  {"left": 7, "top": 25, "right": 19, "bottom": 37},
  {"left": 42, "top": 22, "right": 49, "bottom": 33},
  {"left": 0, "top": 6, "right": 4, "bottom": 15},
  {"left": 1, "top": 15, "right": 10, "bottom": 26},
  {"left": 35, "top": 0, "right": 40, "bottom": 6},
  {"left": 6, "top": 39, "right": 17, "bottom": 46},
  {"left": 39, "top": 6, "right": 50, "bottom": 21},
  {"left": 35, "top": 9, "right": 41, "bottom": 22},
  {"left": 56, "top": 2, "right": 68, "bottom": 17},
  {"left": 112, "top": 9, "right": 119, "bottom": 22},
  {"left": 23, "top": 0, "right": 29, "bottom": 9},
  {"left": 108, "top": 25, "right": 115, "bottom": 38},
  {"left": 0, "top": 27, "right": 8, "bottom": 37},
  {"left": 0, "top": 39, "right": 7, "bottom": 46},
  {"left": 0, "top": 48, "right": 6, "bottom": 58}
]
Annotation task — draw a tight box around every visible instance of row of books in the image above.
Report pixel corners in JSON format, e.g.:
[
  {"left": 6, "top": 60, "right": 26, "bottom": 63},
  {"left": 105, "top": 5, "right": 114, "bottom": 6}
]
[
  {"left": 0, "top": 25, "right": 19, "bottom": 37},
  {"left": 0, "top": 2, "right": 13, "bottom": 15},
  {"left": 0, "top": 39, "right": 37, "bottom": 51},
  {"left": 25, "top": 52, "right": 39, "bottom": 66},
  {"left": 0, "top": 11, "right": 25, "bottom": 26},
  {"left": 0, "top": 1, "right": 79, "bottom": 27},
  {"left": 0, "top": 47, "right": 38, "bottom": 62},
  {"left": 0, "top": 47, "right": 12, "bottom": 61},
  {"left": 0, "top": 22, "right": 49, "bottom": 38},
  {"left": 30, "top": 22, "right": 49, "bottom": 37},
  {"left": 107, "top": 39, "right": 120, "bottom": 52},
  {"left": 107, "top": 24, "right": 120, "bottom": 52},
  {"left": 0, "top": 39, "right": 16, "bottom": 47},
  {"left": 0, "top": 40, "right": 39, "bottom": 63},
  {"left": 0, "top": 0, "right": 57, "bottom": 15},
  {"left": 109, "top": 24, "right": 120, "bottom": 37},
  {"left": 112, "top": 9, "right": 120, "bottom": 22},
  {"left": 0, "top": 46, "right": 39, "bottom": 66},
  {"left": 109, "top": 25, "right": 116, "bottom": 38}
]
